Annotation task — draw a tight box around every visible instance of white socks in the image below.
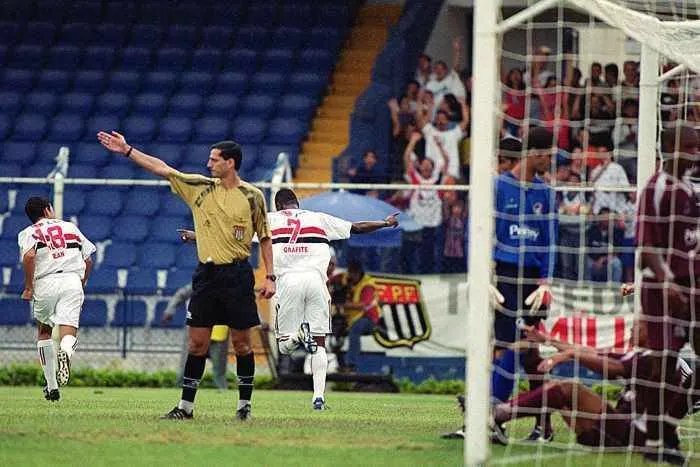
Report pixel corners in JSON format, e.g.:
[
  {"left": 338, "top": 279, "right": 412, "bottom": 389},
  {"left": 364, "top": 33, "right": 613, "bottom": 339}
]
[
  {"left": 60, "top": 335, "right": 77, "bottom": 359},
  {"left": 37, "top": 339, "right": 58, "bottom": 390},
  {"left": 238, "top": 399, "right": 251, "bottom": 410},
  {"left": 178, "top": 400, "right": 194, "bottom": 414},
  {"left": 310, "top": 347, "right": 328, "bottom": 401}
]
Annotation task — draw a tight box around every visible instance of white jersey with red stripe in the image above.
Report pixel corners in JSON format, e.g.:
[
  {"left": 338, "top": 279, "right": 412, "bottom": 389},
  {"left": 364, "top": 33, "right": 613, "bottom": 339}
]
[
  {"left": 18, "top": 218, "right": 96, "bottom": 281},
  {"left": 269, "top": 209, "right": 352, "bottom": 281}
]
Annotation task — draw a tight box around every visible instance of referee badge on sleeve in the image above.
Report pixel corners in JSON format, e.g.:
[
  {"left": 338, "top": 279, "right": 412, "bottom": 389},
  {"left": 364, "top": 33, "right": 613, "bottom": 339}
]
[{"left": 233, "top": 225, "right": 245, "bottom": 241}]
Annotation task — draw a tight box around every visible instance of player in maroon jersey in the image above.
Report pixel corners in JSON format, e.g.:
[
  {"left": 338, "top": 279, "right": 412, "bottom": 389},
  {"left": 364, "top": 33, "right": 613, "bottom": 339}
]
[{"left": 636, "top": 123, "right": 700, "bottom": 462}]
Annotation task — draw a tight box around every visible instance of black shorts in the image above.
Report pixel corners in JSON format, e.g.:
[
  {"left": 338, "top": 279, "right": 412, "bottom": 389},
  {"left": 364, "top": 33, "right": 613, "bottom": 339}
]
[
  {"left": 576, "top": 417, "right": 645, "bottom": 449},
  {"left": 187, "top": 261, "right": 260, "bottom": 330}
]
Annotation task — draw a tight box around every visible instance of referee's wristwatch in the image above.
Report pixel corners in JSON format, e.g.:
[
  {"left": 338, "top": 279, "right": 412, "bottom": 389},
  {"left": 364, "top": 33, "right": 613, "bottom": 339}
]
[{"left": 266, "top": 274, "right": 277, "bottom": 282}]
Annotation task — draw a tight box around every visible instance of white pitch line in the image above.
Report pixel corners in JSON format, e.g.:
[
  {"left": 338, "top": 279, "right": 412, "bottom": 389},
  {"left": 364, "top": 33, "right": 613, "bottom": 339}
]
[{"left": 492, "top": 450, "right": 589, "bottom": 465}]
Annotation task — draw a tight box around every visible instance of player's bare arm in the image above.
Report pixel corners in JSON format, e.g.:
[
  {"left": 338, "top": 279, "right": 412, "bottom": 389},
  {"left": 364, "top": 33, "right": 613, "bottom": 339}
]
[
  {"left": 538, "top": 348, "right": 626, "bottom": 377},
  {"left": 21, "top": 249, "right": 36, "bottom": 301},
  {"left": 259, "top": 236, "right": 275, "bottom": 299},
  {"left": 350, "top": 212, "right": 400, "bottom": 234},
  {"left": 97, "top": 131, "right": 173, "bottom": 178},
  {"left": 82, "top": 257, "right": 93, "bottom": 288}
]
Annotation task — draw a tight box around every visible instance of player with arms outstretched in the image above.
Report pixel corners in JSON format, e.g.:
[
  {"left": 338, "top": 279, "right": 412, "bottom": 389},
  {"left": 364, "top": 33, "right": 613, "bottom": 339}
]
[{"left": 19, "top": 196, "right": 95, "bottom": 401}]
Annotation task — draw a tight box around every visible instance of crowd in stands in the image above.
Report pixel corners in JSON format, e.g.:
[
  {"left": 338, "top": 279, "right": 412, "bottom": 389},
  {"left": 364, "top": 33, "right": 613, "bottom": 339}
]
[{"left": 343, "top": 40, "right": 699, "bottom": 281}]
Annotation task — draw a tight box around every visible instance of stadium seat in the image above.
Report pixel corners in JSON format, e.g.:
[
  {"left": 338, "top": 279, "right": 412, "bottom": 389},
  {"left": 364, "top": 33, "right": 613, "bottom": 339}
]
[
  {"left": 241, "top": 94, "right": 276, "bottom": 119},
  {"left": 280, "top": 3, "right": 313, "bottom": 28},
  {"left": 122, "top": 189, "right": 161, "bottom": 216},
  {"left": 11, "top": 187, "right": 50, "bottom": 214},
  {"left": 74, "top": 141, "right": 112, "bottom": 166},
  {"left": 138, "top": 3, "right": 167, "bottom": 26},
  {"left": 46, "top": 45, "right": 82, "bottom": 70},
  {"left": 296, "top": 49, "right": 333, "bottom": 72},
  {"left": 150, "top": 216, "right": 188, "bottom": 243},
  {"left": 1, "top": 215, "right": 25, "bottom": 239},
  {"left": 112, "top": 215, "right": 150, "bottom": 243},
  {"left": 178, "top": 71, "right": 213, "bottom": 94},
  {"left": 139, "top": 242, "right": 176, "bottom": 269},
  {"left": 36, "top": 141, "right": 69, "bottom": 164},
  {"left": 238, "top": 145, "right": 259, "bottom": 176},
  {"left": 128, "top": 24, "right": 163, "bottom": 47},
  {"left": 1, "top": 69, "right": 35, "bottom": 93},
  {"left": 0, "top": 240, "right": 18, "bottom": 267},
  {"left": 103, "top": 241, "right": 137, "bottom": 268},
  {"left": 181, "top": 144, "right": 210, "bottom": 166},
  {"left": 36, "top": 70, "right": 73, "bottom": 92},
  {"left": 169, "top": 3, "right": 205, "bottom": 25},
  {"left": 34, "top": 1, "right": 64, "bottom": 23},
  {"left": 6, "top": 268, "right": 25, "bottom": 294},
  {"left": 288, "top": 72, "right": 326, "bottom": 96},
  {"left": 23, "top": 163, "right": 55, "bottom": 178},
  {"left": 194, "top": 117, "right": 229, "bottom": 142},
  {"left": 59, "top": 22, "right": 94, "bottom": 45},
  {"left": 191, "top": 48, "right": 222, "bottom": 73},
  {"left": 169, "top": 93, "right": 203, "bottom": 117},
  {"left": 207, "top": 3, "right": 245, "bottom": 25},
  {"left": 60, "top": 92, "right": 94, "bottom": 114},
  {"left": 77, "top": 215, "right": 112, "bottom": 242},
  {"left": 200, "top": 25, "right": 233, "bottom": 48},
  {"left": 132, "top": 93, "right": 167, "bottom": 117},
  {"left": 107, "top": 71, "right": 141, "bottom": 94},
  {"left": 0, "top": 189, "right": 7, "bottom": 212},
  {"left": 266, "top": 118, "right": 306, "bottom": 147},
  {"left": 270, "top": 27, "right": 304, "bottom": 50},
  {"left": 164, "top": 25, "right": 199, "bottom": 48},
  {"left": 8, "top": 45, "right": 46, "bottom": 70},
  {"left": 278, "top": 94, "right": 315, "bottom": 119},
  {"left": 152, "top": 301, "right": 187, "bottom": 328},
  {"left": 119, "top": 47, "right": 152, "bottom": 72},
  {"left": 122, "top": 116, "right": 157, "bottom": 142},
  {"left": 164, "top": 268, "right": 192, "bottom": 294},
  {"left": 175, "top": 249, "right": 199, "bottom": 269},
  {"left": 155, "top": 48, "right": 188, "bottom": 72},
  {"left": 123, "top": 269, "right": 159, "bottom": 295},
  {"left": 80, "top": 299, "right": 109, "bottom": 326},
  {"left": 85, "top": 188, "right": 123, "bottom": 216},
  {"left": 142, "top": 71, "right": 178, "bottom": 94},
  {"left": 100, "top": 165, "right": 135, "bottom": 180},
  {"left": 48, "top": 113, "right": 84, "bottom": 141},
  {"left": 232, "top": 117, "right": 267, "bottom": 144},
  {"left": 206, "top": 94, "right": 238, "bottom": 118},
  {"left": 261, "top": 49, "right": 295, "bottom": 73},
  {"left": 61, "top": 190, "right": 87, "bottom": 216},
  {"left": 223, "top": 48, "right": 258, "bottom": 73},
  {"left": 0, "top": 91, "right": 23, "bottom": 117},
  {"left": 0, "top": 115, "right": 10, "bottom": 140},
  {"left": 69, "top": 164, "right": 98, "bottom": 179},
  {"left": 245, "top": 5, "right": 277, "bottom": 29},
  {"left": 215, "top": 72, "right": 248, "bottom": 95},
  {"left": 0, "top": 298, "right": 31, "bottom": 325},
  {"left": 0, "top": 22, "right": 20, "bottom": 46},
  {"left": 161, "top": 194, "right": 190, "bottom": 217},
  {"left": 72, "top": 70, "right": 105, "bottom": 93},
  {"left": 158, "top": 117, "right": 193, "bottom": 143},
  {"left": 315, "top": 4, "right": 350, "bottom": 27},
  {"left": 23, "top": 21, "right": 57, "bottom": 46},
  {"left": 234, "top": 26, "right": 268, "bottom": 50},
  {"left": 112, "top": 300, "right": 148, "bottom": 326},
  {"left": 65, "top": 1, "right": 102, "bottom": 24},
  {"left": 259, "top": 144, "right": 298, "bottom": 169},
  {"left": 1, "top": 163, "right": 22, "bottom": 178},
  {"left": 148, "top": 143, "right": 182, "bottom": 167},
  {"left": 94, "top": 23, "right": 128, "bottom": 48},
  {"left": 82, "top": 46, "right": 116, "bottom": 71},
  {"left": 23, "top": 92, "right": 58, "bottom": 116},
  {"left": 250, "top": 72, "right": 285, "bottom": 95},
  {"left": 12, "top": 114, "right": 48, "bottom": 141},
  {"left": 95, "top": 93, "right": 130, "bottom": 118}
]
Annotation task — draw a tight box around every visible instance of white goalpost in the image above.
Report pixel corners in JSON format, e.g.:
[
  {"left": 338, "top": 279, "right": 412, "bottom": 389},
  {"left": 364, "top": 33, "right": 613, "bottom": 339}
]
[{"left": 467, "top": 0, "right": 700, "bottom": 465}]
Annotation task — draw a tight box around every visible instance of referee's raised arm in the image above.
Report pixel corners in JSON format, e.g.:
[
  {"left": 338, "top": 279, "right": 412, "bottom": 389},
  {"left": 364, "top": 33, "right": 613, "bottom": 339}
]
[{"left": 97, "top": 131, "right": 173, "bottom": 178}]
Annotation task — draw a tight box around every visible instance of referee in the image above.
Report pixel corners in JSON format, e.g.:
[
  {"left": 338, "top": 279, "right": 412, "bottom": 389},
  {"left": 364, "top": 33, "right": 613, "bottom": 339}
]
[{"left": 97, "top": 131, "right": 276, "bottom": 421}]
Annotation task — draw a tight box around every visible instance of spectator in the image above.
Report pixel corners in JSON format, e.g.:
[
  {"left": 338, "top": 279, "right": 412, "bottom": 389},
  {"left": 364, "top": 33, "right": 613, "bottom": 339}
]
[
  {"left": 390, "top": 120, "right": 418, "bottom": 181},
  {"left": 585, "top": 208, "right": 624, "bottom": 283},
  {"left": 524, "top": 45, "right": 555, "bottom": 88},
  {"left": 415, "top": 53, "right": 433, "bottom": 88},
  {"left": 614, "top": 98, "right": 639, "bottom": 181},
  {"left": 442, "top": 195, "right": 467, "bottom": 273},
  {"left": 618, "top": 191, "right": 637, "bottom": 283},
  {"left": 502, "top": 68, "right": 526, "bottom": 137},
  {"left": 342, "top": 260, "right": 381, "bottom": 372},
  {"left": 620, "top": 60, "right": 639, "bottom": 101},
  {"left": 555, "top": 159, "right": 587, "bottom": 281},
  {"left": 347, "top": 150, "right": 384, "bottom": 197},
  {"left": 586, "top": 62, "right": 605, "bottom": 88},
  {"left": 497, "top": 136, "right": 522, "bottom": 174},
  {"left": 406, "top": 80, "right": 420, "bottom": 111},
  {"left": 537, "top": 75, "right": 571, "bottom": 150},
  {"left": 388, "top": 96, "right": 416, "bottom": 138},
  {"left": 567, "top": 67, "right": 584, "bottom": 121},
  {"left": 417, "top": 93, "right": 469, "bottom": 179},
  {"left": 588, "top": 134, "right": 630, "bottom": 215},
  {"left": 604, "top": 63, "right": 619, "bottom": 88},
  {"left": 425, "top": 45, "right": 466, "bottom": 114}
]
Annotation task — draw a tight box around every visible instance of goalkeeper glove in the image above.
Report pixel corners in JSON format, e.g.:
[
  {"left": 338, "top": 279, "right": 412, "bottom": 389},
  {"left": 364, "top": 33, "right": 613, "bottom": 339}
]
[{"left": 524, "top": 282, "right": 551, "bottom": 314}]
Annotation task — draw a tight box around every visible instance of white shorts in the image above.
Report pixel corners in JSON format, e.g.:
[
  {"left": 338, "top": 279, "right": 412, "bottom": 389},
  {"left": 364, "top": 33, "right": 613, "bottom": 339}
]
[
  {"left": 273, "top": 271, "right": 331, "bottom": 337},
  {"left": 32, "top": 273, "right": 84, "bottom": 328}
]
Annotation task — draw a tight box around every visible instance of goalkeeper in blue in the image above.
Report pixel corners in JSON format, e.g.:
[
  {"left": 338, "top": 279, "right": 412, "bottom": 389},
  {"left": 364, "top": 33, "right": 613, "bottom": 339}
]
[{"left": 489, "top": 127, "right": 558, "bottom": 443}]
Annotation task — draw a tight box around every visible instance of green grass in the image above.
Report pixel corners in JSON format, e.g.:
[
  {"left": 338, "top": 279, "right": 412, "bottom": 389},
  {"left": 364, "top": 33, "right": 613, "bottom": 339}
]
[{"left": 0, "top": 387, "right": 699, "bottom": 466}]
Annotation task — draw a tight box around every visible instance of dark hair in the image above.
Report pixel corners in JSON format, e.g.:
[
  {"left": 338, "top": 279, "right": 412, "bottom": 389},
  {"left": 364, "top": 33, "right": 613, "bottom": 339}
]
[
  {"left": 25, "top": 196, "right": 51, "bottom": 224},
  {"left": 589, "top": 132, "right": 614, "bottom": 151},
  {"left": 362, "top": 150, "right": 376, "bottom": 159},
  {"left": 499, "top": 137, "right": 522, "bottom": 159},
  {"left": 210, "top": 140, "right": 242, "bottom": 170},
  {"left": 604, "top": 63, "right": 618, "bottom": 75},
  {"left": 526, "top": 127, "right": 554, "bottom": 151},
  {"left": 591, "top": 62, "right": 602, "bottom": 69},
  {"left": 407, "top": 79, "right": 420, "bottom": 88},
  {"left": 274, "top": 188, "right": 299, "bottom": 211},
  {"left": 505, "top": 68, "right": 525, "bottom": 90},
  {"left": 622, "top": 98, "right": 638, "bottom": 109},
  {"left": 660, "top": 123, "right": 698, "bottom": 153},
  {"left": 436, "top": 109, "right": 450, "bottom": 120},
  {"left": 419, "top": 53, "right": 432, "bottom": 62},
  {"left": 435, "top": 60, "right": 448, "bottom": 70},
  {"left": 347, "top": 259, "right": 364, "bottom": 275}
]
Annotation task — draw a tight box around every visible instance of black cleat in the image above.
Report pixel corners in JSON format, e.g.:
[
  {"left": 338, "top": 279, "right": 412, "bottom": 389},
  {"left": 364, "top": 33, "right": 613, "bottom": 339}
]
[
  {"left": 643, "top": 449, "right": 686, "bottom": 466},
  {"left": 56, "top": 350, "right": 71, "bottom": 386},
  {"left": 160, "top": 407, "right": 193, "bottom": 420},
  {"left": 490, "top": 419, "right": 509, "bottom": 445},
  {"left": 236, "top": 403, "right": 252, "bottom": 421},
  {"left": 441, "top": 425, "right": 465, "bottom": 439},
  {"left": 313, "top": 397, "right": 328, "bottom": 410},
  {"left": 43, "top": 386, "right": 60, "bottom": 401},
  {"left": 523, "top": 426, "right": 554, "bottom": 443}
]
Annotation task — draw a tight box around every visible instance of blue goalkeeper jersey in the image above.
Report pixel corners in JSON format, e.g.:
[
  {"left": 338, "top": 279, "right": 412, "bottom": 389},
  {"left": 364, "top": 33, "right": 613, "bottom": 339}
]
[{"left": 493, "top": 172, "right": 558, "bottom": 279}]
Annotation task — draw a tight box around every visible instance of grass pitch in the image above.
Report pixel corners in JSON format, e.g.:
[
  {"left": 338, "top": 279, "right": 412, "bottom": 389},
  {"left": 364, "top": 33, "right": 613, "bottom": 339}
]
[{"left": 0, "top": 387, "right": 699, "bottom": 466}]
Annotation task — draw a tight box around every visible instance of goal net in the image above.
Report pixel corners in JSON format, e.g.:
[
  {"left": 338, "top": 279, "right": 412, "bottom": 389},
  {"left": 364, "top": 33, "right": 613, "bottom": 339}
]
[{"left": 467, "top": 0, "right": 700, "bottom": 465}]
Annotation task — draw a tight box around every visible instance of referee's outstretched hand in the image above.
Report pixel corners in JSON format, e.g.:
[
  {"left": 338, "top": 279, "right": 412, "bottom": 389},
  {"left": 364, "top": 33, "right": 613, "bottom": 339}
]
[
  {"left": 384, "top": 212, "right": 400, "bottom": 228},
  {"left": 176, "top": 229, "right": 196, "bottom": 243}
]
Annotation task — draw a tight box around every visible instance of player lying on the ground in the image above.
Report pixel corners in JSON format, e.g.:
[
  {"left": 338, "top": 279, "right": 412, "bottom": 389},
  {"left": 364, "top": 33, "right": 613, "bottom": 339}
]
[
  {"left": 18, "top": 197, "right": 96, "bottom": 402},
  {"left": 178, "top": 188, "right": 399, "bottom": 410}
]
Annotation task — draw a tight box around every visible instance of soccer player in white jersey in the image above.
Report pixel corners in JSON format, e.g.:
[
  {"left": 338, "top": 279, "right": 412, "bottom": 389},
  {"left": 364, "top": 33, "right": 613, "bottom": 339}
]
[
  {"left": 18, "top": 197, "right": 96, "bottom": 401},
  {"left": 180, "top": 188, "right": 399, "bottom": 409}
]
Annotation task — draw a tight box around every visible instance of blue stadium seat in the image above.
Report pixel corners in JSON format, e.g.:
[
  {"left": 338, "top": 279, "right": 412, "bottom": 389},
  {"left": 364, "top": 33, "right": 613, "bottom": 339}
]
[
  {"left": 0, "top": 298, "right": 31, "bottom": 325},
  {"left": 122, "top": 189, "right": 161, "bottom": 216},
  {"left": 0, "top": 45, "right": 5, "bottom": 67},
  {"left": 65, "top": 2, "right": 102, "bottom": 24},
  {"left": 200, "top": 25, "right": 233, "bottom": 49},
  {"left": 215, "top": 72, "right": 248, "bottom": 95},
  {"left": 77, "top": 215, "right": 112, "bottom": 242},
  {"left": 232, "top": 117, "right": 267, "bottom": 144},
  {"left": 1, "top": 163, "right": 21, "bottom": 178},
  {"left": 36, "top": 70, "right": 73, "bottom": 92},
  {"left": 151, "top": 216, "right": 188, "bottom": 243},
  {"left": 0, "top": 190, "right": 7, "bottom": 212},
  {"left": 62, "top": 190, "right": 87, "bottom": 216},
  {"left": 112, "top": 300, "right": 148, "bottom": 326},
  {"left": 1, "top": 69, "right": 35, "bottom": 93},
  {"left": 86, "top": 188, "right": 123, "bottom": 216},
  {"left": 82, "top": 46, "right": 116, "bottom": 71},
  {"left": 24, "top": 92, "right": 58, "bottom": 116},
  {"left": 148, "top": 143, "right": 182, "bottom": 167},
  {"left": 72, "top": 70, "right": 105, "bottom": 93},
  {"left": 139, "top": 242, "right": 176, "bottom": 269},
  {"left": 250, "top": 72, "right": 285, "bottom": 95},
  {"left": 119, "top": 47, "right": 152, "bottom": 72},
  {"left": 155, "top": 47, "right": 188, "bottom": 71},
  {"left": 191, "top": 48, "right": 222, "bottom": 73},
  {"left": 23, "top": 22, "right": 56, "bottom": 46},
  {"left": 238, "top": 145, "right": 259, "bottom": 177},
  {"left": 59, "top": 22, "right": 94, "bottom": 45},
  {"left": 23, "top": 163, "right": 55, "bottom": 178},
  {"left": 280, "top": 3, "right": 313, "bottom": 28},
  {"left": 245, "top": 5, "right": 277, "bottom": 29},
  {"left": 96, "top": 93, "right": 130, "bottom": 118},
  {"left": 179, "top": 71, "right": 213, "bottom": 94},
  {"left": 0, "top": 240, "right": 18, "bottom": 267},
  {"left": 123, "top": 116, "right": 157, "bottom": 142},
  {"left": 35, "top": 141, "right": 70, "bottom": 165},
  {"left": 138, "top": 3, "right": 167, "bottom": 26},
  {"left": 8, "top": 45, "right": 45, "bottom": 70},
  {"left": 103, "top": 241, "right": 137, "bottom": 268},
  {"left": 46, "top": 45, "right": 82, "bottom": 70},
  {"left": 128, "top": 24, "right": 163, "bottom": 47},
  {"left": 6, "top": 268, "right": 25, "bottom": 294},
  {"left": 278, "top": 94, "right": 315, "bottom": 119},
  {"left": 95, "top": 23, "right": 128, "bottom": 47},
  {"left": 259, "top": 144, "right": 298, "bottom": 169},
  {"left": 161, "top": 194, "right": 190, "bottom": 217},
  {"left": 124, "top": 269, "right": 159, "bottom": 295},
  {"left": 69, "top": 164, "right": 97, "bottom": 179},
  {"left": 241, "top": 94, "right": 276, "bottom": 119},
  {"left": 60, "top": 92, "right": 94, "bottom": 114},
  {"left": 48, "top": 113, "right": 84, "bottom": 141},
  {"left": 296, "top": 49, "right": 332, "bottom": 72},
  {"left": 170, "top": 5, "right": 205, "bottom": 28},
  {"left": 288, "top": 72, "right": 326, "bottom": 96},
  {"left": 74, "top": 141, "right": 112, "bottom": 166},
  {"left": 164, "top": 268, "right": 192, "bottom": 295},
  {"left": 266, "top": 118, "right": 306, "bottom": 145},
  {"left": 158, "top": 117, "right": 193, "bottom": 143},
  {"left": 1, "top": 142, "right": 37, "bottom": 166},
  {"left": 261, "top": 49, "right": 294, "bottom": 73},
  {"left": 235, "top": 26, "right": 268, "bottom": 50},
  {"left": 112, "top": 215, "right": 149, "bottom": 242},
  {"left": 164, "top": 25, "right": 199, "bottom": 48},
  {"left": 206, "top": 94, "right": 238, "bottom": 118},
  {"left": 175, "top": 249, "right": 198, "bottom": 269},
  {"left": 80, "top": 299, "right": 109, "bottom": 325},
  {"left": 169, "top": 93, "right": 203, "bottom": 117},
  {"left": 11, "top": 187, "right": 50, "bottom": 214},
  {"left": 0, "top": 22, "right": 20, "bottom": 46},
  {"left": 107, "top": 71, "right": 141, "bottom": 94},
  {"left": 194, "top": 117, "right": 229, "bottom": 142},
  {"left": 315, "top": 5, "right": 350, "bottom": 27},
  {"left": 0, "top": 91, "right": 22, "bottom": 117},
  {"left": 207, "top": 3, "right": 245, "bottom": 25},
  {"left": 100, "top": 165, "right": 135, "bottom": 180},
  {"left": 152, "top": 301, "right": 186, "bottom": 328},
  {"left": 132, "top": 93, "right": 167, "bottom": 117},
  {"left": 270, "top": 27, "right": 304, "bottom": 50},
  {"left": 0, "top": 115, "right": 10, "bottom": 140},
  {"left": 142, "top": 71, "right": 178, "bottom": 94},
  {"left": 223, "top": 48, "right": 258, "bottom": 73},
  {"left": 12, "top": 114, "right": 48, "bottom": 141}
]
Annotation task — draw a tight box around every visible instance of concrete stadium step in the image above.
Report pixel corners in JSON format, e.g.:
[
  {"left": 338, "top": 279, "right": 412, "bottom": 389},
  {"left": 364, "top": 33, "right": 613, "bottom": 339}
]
[
  {"left": 323, "top": 95, "right": 356, "bottom": 108},
  {"left": 332, "top": 72, "right": 370, "bottom": 87},
  {"left": 301, "top": 141, "right": 346, "bottom": 158},
  {"left": 308, "top": 130, "right": 348, "bottom": 145},
  {"left": 331, "top": 82, "right": 368, "bottom": 96},
  {"left": 316, "top": 106, "right": 353, "bottom": 119},
  {"left": 313, "top": 118, "right": 349, "bottom": 133}
]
